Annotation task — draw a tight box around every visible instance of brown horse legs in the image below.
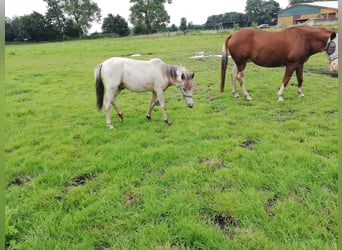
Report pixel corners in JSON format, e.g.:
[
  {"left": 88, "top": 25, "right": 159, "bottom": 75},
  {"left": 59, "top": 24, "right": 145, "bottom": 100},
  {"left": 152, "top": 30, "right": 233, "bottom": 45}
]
[
  {"left": 278, "top": 64, "right": 304, "bottom": 101},
  {"left": 231, "top": 64, "right": 252, "bottom": 101},
  {"left": 278, "top": 65, "right": 297, "bottom": 102},
  {"left": 296, "top": 65, "right": 304, "bottom": 98}
]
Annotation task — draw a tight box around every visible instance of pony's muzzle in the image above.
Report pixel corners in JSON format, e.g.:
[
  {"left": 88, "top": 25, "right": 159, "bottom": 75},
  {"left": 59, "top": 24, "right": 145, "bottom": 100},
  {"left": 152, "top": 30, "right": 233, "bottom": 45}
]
[{"left": 187, "top": 103, "right": 194, "bottom": 108}]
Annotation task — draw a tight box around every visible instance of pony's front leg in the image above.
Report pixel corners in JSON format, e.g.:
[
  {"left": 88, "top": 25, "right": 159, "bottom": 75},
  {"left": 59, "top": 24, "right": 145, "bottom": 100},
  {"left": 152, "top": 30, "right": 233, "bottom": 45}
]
[
  {"left": 146, "top": 91, "right": 157, "bottom": 120},
  {"left": 155, "top": 89, "right": 172, "bottom": 125}
]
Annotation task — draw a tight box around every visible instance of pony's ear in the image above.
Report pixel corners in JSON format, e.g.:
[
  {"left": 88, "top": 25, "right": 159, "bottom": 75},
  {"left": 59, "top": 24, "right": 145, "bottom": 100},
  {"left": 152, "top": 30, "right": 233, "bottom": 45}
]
[
  {"left": 181, "top": 73, "right": 185, "bottom": 80},
  {"left": 191, "top": 73, "right": 195, "bottom": 79},
  {"left": 330, "top": 32, "right": 336, "bottom": 40}
]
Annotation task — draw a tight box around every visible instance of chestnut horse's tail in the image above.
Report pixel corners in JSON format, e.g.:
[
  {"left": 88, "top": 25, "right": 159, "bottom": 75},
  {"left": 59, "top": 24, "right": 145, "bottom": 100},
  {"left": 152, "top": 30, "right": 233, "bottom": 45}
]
[
  {"left": 95, "top": 64, "right": 104, "bottom": 111},
  {"left": 221, "top": 34, "right": 231, "bottom": 92}
]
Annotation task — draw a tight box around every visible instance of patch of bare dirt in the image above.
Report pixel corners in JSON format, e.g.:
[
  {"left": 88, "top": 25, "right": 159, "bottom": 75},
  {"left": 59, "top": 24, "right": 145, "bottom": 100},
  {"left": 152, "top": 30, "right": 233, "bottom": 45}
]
[
  {"left": 8, "top": 175, "right": 31, "bottom": 186},
  {"left": 239, "top": 139, "right": 256, "bottom": 150}
]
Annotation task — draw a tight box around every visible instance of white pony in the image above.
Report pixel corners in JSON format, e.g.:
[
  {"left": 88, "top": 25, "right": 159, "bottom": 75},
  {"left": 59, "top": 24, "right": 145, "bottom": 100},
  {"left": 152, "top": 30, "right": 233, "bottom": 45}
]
[{"left": 95, "top": 57, "right": 195, "bottom": 129}]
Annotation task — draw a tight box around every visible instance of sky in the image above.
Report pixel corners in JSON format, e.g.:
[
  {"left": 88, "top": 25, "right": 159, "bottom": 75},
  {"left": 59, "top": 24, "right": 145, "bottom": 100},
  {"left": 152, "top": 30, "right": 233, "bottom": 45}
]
[{"left": 5, "top": 0, "right": 290, "bottom": 33}]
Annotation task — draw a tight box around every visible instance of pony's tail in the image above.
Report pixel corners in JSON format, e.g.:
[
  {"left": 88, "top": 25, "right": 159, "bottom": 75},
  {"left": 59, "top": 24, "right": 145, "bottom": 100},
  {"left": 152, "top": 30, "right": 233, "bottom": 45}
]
[
  {"left": 95, "top": 64, "right": 104, "bottom": 111},
  {"left": 220, "top": 35, "right": 231, "bottom": 92}
]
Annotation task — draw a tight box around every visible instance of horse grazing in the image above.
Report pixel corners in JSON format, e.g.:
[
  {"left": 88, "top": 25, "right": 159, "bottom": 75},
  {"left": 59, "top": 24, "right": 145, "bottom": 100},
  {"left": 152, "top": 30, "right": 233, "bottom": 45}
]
[
  {"left": 221, "top": 26, "right": 338, "bottom": 101},
  {"left": 95, "top": 57, "right": 195, "bottom": 129},
  {"left": 326, "top": 33, "right": 338, "bottom": 73}
]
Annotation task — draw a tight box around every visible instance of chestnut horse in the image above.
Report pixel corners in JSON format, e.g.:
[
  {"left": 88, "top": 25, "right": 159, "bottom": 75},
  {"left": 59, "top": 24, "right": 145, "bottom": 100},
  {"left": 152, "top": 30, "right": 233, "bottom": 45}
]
[{"left": 221, "top": 26, "right": 337, "bottom": 101}]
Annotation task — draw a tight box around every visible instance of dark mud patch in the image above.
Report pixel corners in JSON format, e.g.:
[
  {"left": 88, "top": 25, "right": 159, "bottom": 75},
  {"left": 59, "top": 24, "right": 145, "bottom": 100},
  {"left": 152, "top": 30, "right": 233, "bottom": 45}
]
[
  {"left": 55, "top": 173, "right": 96, "bottom": 201},
  {"left": 240, "top": 139, "right": 256, "bottom": 150},
  {"left": 326, "top": 109, "right": 337, "bottom": 116},
  {"left": 65, "top": 173, "right": 96, "bottom": 187},
  {"left": 8, "top": 175, "right": 31, "bottom": 186},
  {"left": 264, "top": 194, "right": 280, "bottom": 219},
  {"left": 213, "top": 213, "right": 239, "bottom": 233}
]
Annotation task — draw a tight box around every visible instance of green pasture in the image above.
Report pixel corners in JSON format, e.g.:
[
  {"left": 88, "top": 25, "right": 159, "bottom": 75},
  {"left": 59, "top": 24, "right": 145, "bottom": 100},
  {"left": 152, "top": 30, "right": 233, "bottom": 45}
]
[{"left": 5, "top": 31, "right": 337, "bottom": 249}]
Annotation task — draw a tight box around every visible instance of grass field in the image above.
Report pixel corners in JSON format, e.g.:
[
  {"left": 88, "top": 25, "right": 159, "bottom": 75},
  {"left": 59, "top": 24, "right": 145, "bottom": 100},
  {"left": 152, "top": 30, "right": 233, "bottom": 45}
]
[{"left": 5, "top": 31, "right": 338, "bottom": 249}]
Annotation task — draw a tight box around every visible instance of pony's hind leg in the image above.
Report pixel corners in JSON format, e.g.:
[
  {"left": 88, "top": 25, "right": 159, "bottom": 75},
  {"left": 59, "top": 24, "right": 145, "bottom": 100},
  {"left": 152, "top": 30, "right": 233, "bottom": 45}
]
[
  {"left": 104, "top": 90, "right": 115, "bottom": 129},
  {"left": 146, "top": 91, "right": 157, "bottom": 120},
  {"left": 111, "top": 90, "right": 123, "bottom": 122}
]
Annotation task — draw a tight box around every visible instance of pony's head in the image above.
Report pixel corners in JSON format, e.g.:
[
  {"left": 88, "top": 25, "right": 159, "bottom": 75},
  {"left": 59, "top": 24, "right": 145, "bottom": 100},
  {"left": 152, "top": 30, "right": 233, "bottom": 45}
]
[
  {"left": 326, "top": 32, "right": 338, "bottom": 73},
  {"left": 179, "top": 72, "right": 195, "bottom": 108}
]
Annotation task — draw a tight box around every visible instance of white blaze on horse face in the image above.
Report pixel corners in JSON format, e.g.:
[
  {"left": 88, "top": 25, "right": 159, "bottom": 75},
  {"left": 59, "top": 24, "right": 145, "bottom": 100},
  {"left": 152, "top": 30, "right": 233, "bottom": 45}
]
[
  {"left": 326, "top": 33, "right": 338, "bottom": 73},
  {"left": 330, "top": 58, "right": 338, "bottom": 73}
]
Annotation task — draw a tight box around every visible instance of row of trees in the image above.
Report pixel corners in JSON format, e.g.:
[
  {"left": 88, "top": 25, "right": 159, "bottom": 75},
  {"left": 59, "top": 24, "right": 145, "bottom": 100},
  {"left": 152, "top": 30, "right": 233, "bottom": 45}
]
[
  {"left": 5, "top": 0, "right": 173, "bottom": 42},
  {"left": 6, "top": 0, "right": 331, "bottom": 42}
]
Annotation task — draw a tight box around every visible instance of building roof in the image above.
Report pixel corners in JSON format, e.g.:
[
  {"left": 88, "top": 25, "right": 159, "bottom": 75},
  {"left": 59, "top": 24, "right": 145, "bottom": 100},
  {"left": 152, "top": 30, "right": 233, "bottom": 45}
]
[
  {"left": 302, "top": 1, "right": 338, "bottom": 9},
  {"left": 278, "top": 1, "right": 338, "bottom": 17}
]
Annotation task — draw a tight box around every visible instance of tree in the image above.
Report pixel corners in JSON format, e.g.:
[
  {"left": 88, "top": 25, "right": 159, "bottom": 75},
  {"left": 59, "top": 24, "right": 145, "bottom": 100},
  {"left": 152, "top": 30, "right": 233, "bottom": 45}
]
[
  {"left": 102, "top": 14, "right": 130, "bottom": 37},
  {"left": 180, "top": 17, "right": 187, "bottom": 34},
  {"left": 18, "top": 12, "right": 50, "bottom": 41},
  {"left": 169, "top": 24, "right": 178, "bottom": 32},
  {"left": 5, "top": 17, "right": 16, "bottom": 41},
  {"left": 245, "top": 0, "right": 280, "bottom": 25},
  {"left": 206, "top": 12, "right": 247, "bottom": 29},
  {"left": 63, "top": 0, "right": 101, "bottom": 37},
  {"left": 44, "top": 0, "right": 66, "bottom": 38},
  {"left": 129, "top": 0, "right": 172, "bottom": 35}
]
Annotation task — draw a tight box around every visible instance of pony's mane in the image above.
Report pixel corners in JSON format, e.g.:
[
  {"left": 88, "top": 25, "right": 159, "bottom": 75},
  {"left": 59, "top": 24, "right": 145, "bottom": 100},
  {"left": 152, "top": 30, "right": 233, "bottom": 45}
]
[{"left": 163, "top": 64, "right": 179, "bottom": 83}]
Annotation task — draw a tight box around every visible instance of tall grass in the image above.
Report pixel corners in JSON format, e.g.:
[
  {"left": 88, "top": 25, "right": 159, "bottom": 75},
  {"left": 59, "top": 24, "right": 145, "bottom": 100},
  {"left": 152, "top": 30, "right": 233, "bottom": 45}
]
[{"left": 5, "top": 32, "right": 337, "bottom": 249}]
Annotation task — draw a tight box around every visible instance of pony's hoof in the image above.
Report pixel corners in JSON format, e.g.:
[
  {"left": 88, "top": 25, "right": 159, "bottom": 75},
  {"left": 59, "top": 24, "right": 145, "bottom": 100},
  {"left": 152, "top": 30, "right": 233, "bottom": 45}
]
[
  {"left": 164, "top": 120, "right": 172, "bottom": 126},
  {"left": 278, "top": 96, "right": 284, "bottom": 102},
  {"left": 233, "top": 93, "right": 240, "bottom": 98},
  {"left": 246, "top": 95, "right": 253, "bottom": 101},
  {"left": 298, "top": 93, "right": 305, "bottom": 98},
  {"left": 118, "top": 113, "right": 123, "bottom": 122},
  {"left": 108, "top": 124, "right": 114, "bottom": 130},
  {"left": 146, "top": 115, "right": 151, "bottom": 120}
]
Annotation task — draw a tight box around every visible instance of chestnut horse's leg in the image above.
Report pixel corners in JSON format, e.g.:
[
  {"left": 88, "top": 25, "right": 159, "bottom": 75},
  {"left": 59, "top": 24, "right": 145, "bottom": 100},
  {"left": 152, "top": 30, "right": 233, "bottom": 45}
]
[
  {"left": 231, "top": 63, "right": 240, "bottom": 98},
  {"left": 278, "top": 64, "right": 297, "bottom": 101},
  {"left": 146, "top": 91, "right": 157, "bottom": 120},
  {"left": 235, "top": 64, "right": 252, "bottom": 101},
  {"left": 296, "top": 65, "right": 304, "bottom": 98}
]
